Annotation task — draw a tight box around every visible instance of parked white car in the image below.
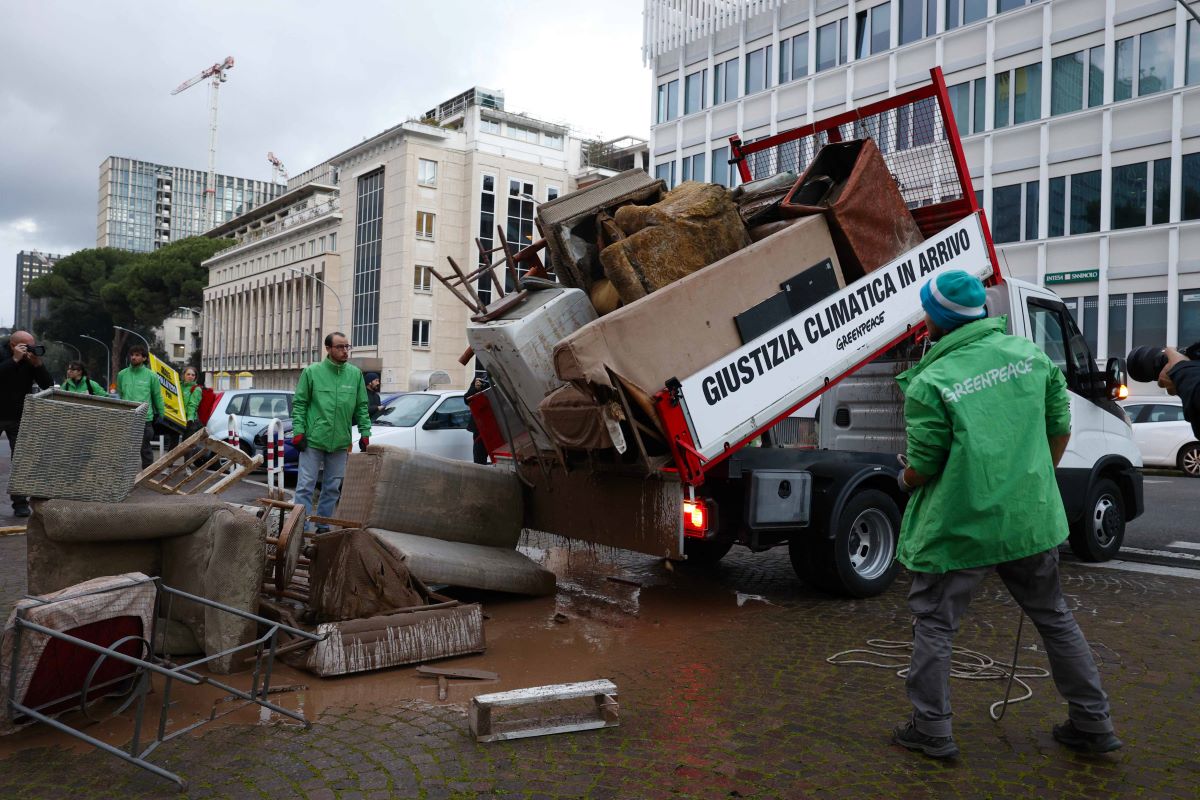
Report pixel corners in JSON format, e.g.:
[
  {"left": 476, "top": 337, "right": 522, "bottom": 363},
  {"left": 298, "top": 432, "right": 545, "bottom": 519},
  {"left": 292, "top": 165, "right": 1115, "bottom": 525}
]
[
  {"left": 205, "top": 389, "right": 295, "bottom": 456},
  {"left": 1120, "top": 396, "right": 1199, "bottom": 477},
  {"left": 354, "top": 389, "right": 474, "bottom": 462}
]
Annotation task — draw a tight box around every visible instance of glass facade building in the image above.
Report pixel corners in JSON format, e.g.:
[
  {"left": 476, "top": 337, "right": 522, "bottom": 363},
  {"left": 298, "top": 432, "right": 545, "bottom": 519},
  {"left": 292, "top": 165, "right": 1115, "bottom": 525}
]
[
  {"left": 97, "top": 156, "right": 285, "bottom": 252},
  {"left": 646, "top": 0, "right": 1200, "bottom": 382}
]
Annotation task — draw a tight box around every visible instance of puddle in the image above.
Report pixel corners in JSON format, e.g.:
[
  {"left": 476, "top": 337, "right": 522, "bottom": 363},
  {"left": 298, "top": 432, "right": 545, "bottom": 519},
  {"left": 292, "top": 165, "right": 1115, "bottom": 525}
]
[{"left": 0, "top": 534, "right": 779, "bottom": 757}]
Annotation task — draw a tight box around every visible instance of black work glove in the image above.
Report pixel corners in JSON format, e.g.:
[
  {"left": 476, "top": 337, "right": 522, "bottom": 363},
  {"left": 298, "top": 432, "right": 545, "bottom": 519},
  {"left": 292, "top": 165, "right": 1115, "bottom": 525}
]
[
  {"left": 358, "top": 436, "right": 370, "bottom": 452},
  {"left": 292, "top": 434, "right": 307, "bottom": 452}
]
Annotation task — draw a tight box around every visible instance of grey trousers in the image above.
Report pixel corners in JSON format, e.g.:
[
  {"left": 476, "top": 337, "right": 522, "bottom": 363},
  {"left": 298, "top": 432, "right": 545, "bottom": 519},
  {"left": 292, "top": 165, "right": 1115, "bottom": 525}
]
[{"left": 906, "top": 546, "right": 1113, "bottom": 737}]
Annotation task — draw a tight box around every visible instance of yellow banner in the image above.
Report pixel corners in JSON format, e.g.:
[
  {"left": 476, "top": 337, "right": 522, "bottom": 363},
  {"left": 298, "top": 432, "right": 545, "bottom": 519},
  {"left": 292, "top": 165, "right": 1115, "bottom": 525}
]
[{"left": 150, "top": 354, "right": 188, "bottom": 431}]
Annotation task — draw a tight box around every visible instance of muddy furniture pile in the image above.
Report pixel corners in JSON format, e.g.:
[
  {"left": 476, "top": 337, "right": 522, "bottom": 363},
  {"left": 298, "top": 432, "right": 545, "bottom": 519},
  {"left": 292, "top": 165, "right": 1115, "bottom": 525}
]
[{"left": 458, "top": 138, "right": 924, "bottom": 479}]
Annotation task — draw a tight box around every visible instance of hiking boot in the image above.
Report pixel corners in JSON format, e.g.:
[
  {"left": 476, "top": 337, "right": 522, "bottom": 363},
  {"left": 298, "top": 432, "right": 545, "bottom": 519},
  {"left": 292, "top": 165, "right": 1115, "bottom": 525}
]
[
  {"left": 892, "top": 718, "right": 959, "bottom": 759},
  {"left": 1052, "top": 720, "right": 1122, "bottom": 753}
]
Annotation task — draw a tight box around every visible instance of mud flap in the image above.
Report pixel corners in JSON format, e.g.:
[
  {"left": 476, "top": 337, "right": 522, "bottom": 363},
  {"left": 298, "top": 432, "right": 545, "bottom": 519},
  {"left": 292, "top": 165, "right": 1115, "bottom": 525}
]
[{"left": 522, "top": 468, "right": 684, "bottom": 560}]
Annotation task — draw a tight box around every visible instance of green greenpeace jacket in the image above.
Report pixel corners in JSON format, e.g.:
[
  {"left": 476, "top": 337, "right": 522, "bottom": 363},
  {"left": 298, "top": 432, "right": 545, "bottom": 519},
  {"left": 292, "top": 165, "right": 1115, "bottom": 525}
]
[
  {"left": 117, "top": 364, "right": 165, "bottom": 422},
  {"left": 62, "top": 377, "right": 107, "bottom": 396},
  {"left": 182, "top": 380, "right": 202, "bottom": 421},
  {"left": 895, "top": 316, "right": 1072, "bottom": 573},
  {"left": 291, "top": 357, "right": 371, "bottom": 452}
]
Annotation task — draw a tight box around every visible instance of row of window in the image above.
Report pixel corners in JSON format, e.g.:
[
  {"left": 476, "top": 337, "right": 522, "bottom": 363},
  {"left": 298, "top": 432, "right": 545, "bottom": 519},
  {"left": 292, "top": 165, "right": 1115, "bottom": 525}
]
[
  {"left": 989, "top": 152, "right": 1200, "bottom": 243},
  {"left": 659, "top": 15, "right": 1200, "bottom": 126},
  {"left": 213, "top": 232, "right": 338, "bottom": 283},
  {"left": 478, "top": 116, "right": 565, "bottom": 149},
  {"left": 1062, "top": 291, "right": 1200, "bottom": 360}
]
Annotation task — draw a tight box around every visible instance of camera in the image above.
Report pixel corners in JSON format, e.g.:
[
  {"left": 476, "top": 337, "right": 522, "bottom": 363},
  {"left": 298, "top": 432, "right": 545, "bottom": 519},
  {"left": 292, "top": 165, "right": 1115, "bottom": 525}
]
[
  {"left": 1127, "top": 342, "right": 1200, "bottom": 383},
  {"left": 30, "top": 345, "right": 46, "bottom": 356}
]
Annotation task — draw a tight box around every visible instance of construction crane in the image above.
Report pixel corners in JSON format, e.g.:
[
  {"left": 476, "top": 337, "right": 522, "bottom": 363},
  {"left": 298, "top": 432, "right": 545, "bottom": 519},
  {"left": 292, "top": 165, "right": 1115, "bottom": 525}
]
[
  {"left": 171, "top": 56, "right": 235, "bottom": 232},
  {"left": 267, "top": 151, "right": 288, "bottom": 185}
]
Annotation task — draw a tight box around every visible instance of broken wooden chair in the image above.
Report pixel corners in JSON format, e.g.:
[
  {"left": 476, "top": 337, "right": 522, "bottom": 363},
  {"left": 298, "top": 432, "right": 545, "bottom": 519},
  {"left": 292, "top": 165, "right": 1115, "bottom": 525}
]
[{"left": 134, "top": 428, "right": 262, "bottom": 496}]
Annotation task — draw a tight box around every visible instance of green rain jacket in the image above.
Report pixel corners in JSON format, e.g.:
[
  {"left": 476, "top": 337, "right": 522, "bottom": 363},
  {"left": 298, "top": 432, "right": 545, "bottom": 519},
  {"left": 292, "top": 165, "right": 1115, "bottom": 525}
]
[
  {"left": 117, "top": 364, "right": 165, "bottom": 422},
  {"left": 292, "top": 357, "right": 371, "bottom": 452},
  {"left": 62, "top": 377, "right": 106, "bottom": 396},
  {"left": 895, "top": 316, "right": 1072, "bottom": 573},
  {"left": 182, "top": 381, "right": 202, "bottom": 422}
]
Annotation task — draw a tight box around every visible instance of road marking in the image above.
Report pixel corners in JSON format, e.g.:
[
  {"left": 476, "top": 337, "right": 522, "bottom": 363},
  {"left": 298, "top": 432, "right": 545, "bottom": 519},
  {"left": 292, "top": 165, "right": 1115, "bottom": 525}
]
[
  {"left": 1078, "top": 560, "right": 1200, "bottom": 580},
  {"left": 1119, "top": 546, "right": 1200, "bottom": 562},
  {"left": 1168, "top": 541, "right": 1200, "bottom": 552}
]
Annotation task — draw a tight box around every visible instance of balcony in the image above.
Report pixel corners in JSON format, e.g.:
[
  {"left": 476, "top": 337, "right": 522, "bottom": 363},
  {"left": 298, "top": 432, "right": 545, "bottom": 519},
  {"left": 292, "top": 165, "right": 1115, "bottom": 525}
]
[{"left": 217, "top": 198, "right": 342, "bottom": 255}]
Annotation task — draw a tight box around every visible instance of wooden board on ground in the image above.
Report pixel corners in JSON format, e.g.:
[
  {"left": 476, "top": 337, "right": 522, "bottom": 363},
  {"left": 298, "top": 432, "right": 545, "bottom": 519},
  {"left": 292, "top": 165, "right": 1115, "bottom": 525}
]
[
  {"left": 417, "top": 666, "right": 499, "bottom": 681},
  {"left": 470, "top": 679, "right": 619, "bottom": 743}
]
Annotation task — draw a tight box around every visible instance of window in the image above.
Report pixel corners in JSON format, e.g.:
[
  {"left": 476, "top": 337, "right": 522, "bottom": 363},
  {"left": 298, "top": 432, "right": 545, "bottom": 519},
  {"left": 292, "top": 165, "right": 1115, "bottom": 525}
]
[
  {"left": 477, "top": 174, "right": 496, "bottom": 306},
  {"left": 994, "top": 62, "right": 1041, "bottom": 128},
  {"left": 1111, "top": 162, "right": 1147, "bottom": 230},
  {"left": 1069, "top": 170, "right": 1101, "bottom": 234},
  {"left": 416, "top": 210, "right": 435, "bottom": 239},
  {"left": 507, "top": 123, "right": 540, "bottom": 143},
  {"left": 414, "top": 265, "right": 433, "bottom": 293},
  {"left": 546, "top": 186, "right": 560, "bottom": 201},
  {"left": 1063, "top": 295, "right": 1100, "bottom": 355},
  {"left": 1189, "top": 20, "right": 1200, "bottom": 86},
  {"left": 991, "top": 180, "right": 1038, "bottom": 243},
  {"left": 1107, "top": 295, "right": 1127, "bottom": 358},
  {"left": 1146, "top": 404, "right": 1186, "bottom": 423},
  {"left": 713, "top": 57, "right": 738, "bottom": 104},
  {"left": 657, "top": 79, "right": 680, "bottom": 123},
  {"left": 899, "top": 0, "right": 935, "bottom": 45},
  {"left": 425, "top": 396, "right": 472, "bottom": 431},
  {"left": 1180, "top": 290, "right": 1200, "bottom": 345},
  {"left": 779, "top": 33, "right": 809, "bottom": 83},
  {"left": 506, "top": 179, "right": 536, "bottom": 274},
  {"left": 745, "top": 46, "right": 771, "bottom": 94},
  {"left": 711, "top": 145, "right": 731, "bottom": 188},
  {"left": 1052, "top": 47, "right": 1104, "bottom": 116},
  {"left": 172, "top": 343, "right": 185, "bottom": 359},
  {"left": 318, "top": 235, "right": 326, "bottom": 253},
  {"left": 655, "top": 160, "right": 677, "bottom": 189},
  {"left": 480, "top": 117, "right": 501, "bottom": 134},
  {"left": 411, "top": 319, "right": 431, "bottom": 349},
  {"left": 684, "top": 69, "right": 707, "bottom": 114},
  {"left": 418, "top": 158, "right": 437, "bottom": 186},
  {"left": 1184, "top": 153, "right": 1200, "bottom": 220},
  {"left": 353, "top": 168, "right": 384, "bottom": 347},
  {"left": 1027, "top": 301, "right": 1070, "bottom": 372},
  {"left": 944, "top": 0, "right": 986, "bottom": 31},
  {"left": 1116, "top": 27, "right": 1175, "bottom": 99},
  {"left": 178, "top": 326, "right": 186, "bottom": 339},
  {"left": 855, "top": 3, "right": 891, "bottom": 59},
  {"left": 947, "top": 78, "right": 986, "bottom": 135},
  {"left": 1131, "top": 291, "right": 1167, "bottom": 349},
  {"left": 1025, "top": 181, "right": 1039, "bottom": 241},
  {"left": 329, "top": 231, "right": 336, "bottom": 251},
  {"left": 816, "top": 19, "right": 848, "bottom": 72},
  {"left": 543, "top": 131, "right": 564, "bottom": 149},
  {"left": 1152, "top": 158, "right": 1171, "bottom": 225},
  {"left": 681, "top": 153, "right": 706, "bottom": 182}
]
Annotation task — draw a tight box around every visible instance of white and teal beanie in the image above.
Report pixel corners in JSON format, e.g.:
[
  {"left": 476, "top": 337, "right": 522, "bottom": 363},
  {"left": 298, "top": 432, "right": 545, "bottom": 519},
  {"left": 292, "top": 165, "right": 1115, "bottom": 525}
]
[{"left": 919, "top": 270, "right": 987, "bottom": 331}]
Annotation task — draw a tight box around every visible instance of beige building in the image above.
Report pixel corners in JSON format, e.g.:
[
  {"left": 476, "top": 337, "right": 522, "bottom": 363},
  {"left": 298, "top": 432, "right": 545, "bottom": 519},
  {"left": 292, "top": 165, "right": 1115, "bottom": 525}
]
[{"left": 201, "top": 183, "right": 342, "bottom": 389}]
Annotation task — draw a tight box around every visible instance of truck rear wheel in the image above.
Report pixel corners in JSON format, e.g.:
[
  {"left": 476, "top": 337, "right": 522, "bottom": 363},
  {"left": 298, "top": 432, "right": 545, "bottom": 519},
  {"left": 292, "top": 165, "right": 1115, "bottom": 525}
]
[
  {"left": 1068, "top": 477, "right": 1125, "bottom": 562},
  {"left": 792, "top": 489, "right": 900, "bottom": 598}
]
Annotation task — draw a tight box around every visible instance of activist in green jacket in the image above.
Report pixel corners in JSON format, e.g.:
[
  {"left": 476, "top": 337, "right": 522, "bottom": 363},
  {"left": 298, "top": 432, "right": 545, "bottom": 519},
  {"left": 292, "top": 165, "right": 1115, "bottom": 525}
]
[
  {"left": 62, "top": 361, "right": 106, "bottom": 396},
  {"left": 896, "top": 315, "right": 1072, "bottom": 573},
  {"left": 291, "top": 356, "right": 371, "bottom": 452},
  {"left": 117, "top": 353, "right": 165, "bottom": 422},
  {"left": 182, "top": 368, "right": 203, "bottom": 423}
]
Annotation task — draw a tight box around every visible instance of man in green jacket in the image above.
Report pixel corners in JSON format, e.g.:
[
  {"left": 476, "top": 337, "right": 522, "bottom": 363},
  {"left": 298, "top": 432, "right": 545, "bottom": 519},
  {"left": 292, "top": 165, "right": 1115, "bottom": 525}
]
[
  {"left": 292, "top": 331, "right": 371, "bottom": 525},
  {"left": 117, "top": 344, "right": 165, "bottom": 469},
  {"left": 891, "top": 270, "right": 1118, "bottom": 759}
]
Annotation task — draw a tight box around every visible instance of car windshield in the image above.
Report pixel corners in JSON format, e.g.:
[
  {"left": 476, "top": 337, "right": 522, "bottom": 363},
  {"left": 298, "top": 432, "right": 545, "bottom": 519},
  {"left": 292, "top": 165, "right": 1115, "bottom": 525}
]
[{"left": 374, "top": 394, "right": 438, "bottom": 427}]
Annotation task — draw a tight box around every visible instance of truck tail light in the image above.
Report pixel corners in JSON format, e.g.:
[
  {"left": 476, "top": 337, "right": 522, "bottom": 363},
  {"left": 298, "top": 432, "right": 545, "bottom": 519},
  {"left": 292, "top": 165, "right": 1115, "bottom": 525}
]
[{"left": 683, "top": 499, "right": 709, "bottom": 538}]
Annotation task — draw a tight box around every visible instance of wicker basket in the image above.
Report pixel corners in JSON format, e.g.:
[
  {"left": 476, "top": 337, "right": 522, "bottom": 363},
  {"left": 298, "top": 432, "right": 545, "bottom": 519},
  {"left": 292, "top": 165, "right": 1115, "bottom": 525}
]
[{"left": 9, "top": 389, "right": 148, "bottom": 503}]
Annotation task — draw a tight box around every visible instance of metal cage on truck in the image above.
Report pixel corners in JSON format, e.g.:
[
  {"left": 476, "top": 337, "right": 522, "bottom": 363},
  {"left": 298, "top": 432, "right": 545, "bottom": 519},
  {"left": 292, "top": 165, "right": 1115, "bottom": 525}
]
[{"left": 652, "top": 67, "right": 1003, "bottom": 487}]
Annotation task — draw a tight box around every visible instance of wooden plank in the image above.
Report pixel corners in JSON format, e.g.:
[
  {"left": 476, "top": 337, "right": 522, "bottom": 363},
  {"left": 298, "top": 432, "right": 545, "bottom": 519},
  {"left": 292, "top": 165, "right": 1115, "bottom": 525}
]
[
  {"left": 475, "top": 717, "right": 614, "bottom": 743},
  {"left": 473, "top": 679, "right": 617, "bottom": 709},
  {"left": 416, "top": 666, "right": 499, "bottom": 681}
]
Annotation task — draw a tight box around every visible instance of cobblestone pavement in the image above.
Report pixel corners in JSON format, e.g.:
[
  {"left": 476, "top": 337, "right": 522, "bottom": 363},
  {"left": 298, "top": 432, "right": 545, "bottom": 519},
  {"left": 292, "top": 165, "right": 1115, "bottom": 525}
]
[{"left": 1, "top": 525, "right": 1198, "bottom": 800}]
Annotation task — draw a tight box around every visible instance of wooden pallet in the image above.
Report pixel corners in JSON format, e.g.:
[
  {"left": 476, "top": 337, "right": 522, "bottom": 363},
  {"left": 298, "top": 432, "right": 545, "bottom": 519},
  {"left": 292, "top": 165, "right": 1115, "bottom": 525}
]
[{"left": 469, "top": 679, "right": 619, "bottom": 743}]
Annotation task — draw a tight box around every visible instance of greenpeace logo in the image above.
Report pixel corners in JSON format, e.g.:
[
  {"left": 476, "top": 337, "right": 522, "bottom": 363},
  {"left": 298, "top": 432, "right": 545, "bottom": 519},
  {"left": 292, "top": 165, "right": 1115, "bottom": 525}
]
[
  {"left": 940, "top": 357, "right": 1034, "bottom": 404},
  {"left": 836, "top": 312, "right": 886, "bottom": 351}
]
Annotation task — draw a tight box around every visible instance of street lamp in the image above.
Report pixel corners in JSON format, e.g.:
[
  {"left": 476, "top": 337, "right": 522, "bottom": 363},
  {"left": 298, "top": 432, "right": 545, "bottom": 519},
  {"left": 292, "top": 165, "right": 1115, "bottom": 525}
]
[
  {"left": 80, "top": 334, "right": 111, "bottom": 389},
  {"left": 47, "top": 339, "right": 82, "bottom": 360},
  {"left": 113, "top": 325, "right": 151, "bottom": 364},
  {"left": 286, "top": 266, "right": 344, "bottom": 333}
]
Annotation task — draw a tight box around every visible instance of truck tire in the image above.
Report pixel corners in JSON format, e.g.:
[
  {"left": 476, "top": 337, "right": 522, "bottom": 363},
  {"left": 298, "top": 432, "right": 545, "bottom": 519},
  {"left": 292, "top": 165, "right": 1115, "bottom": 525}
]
[
  {"left": 1068, "top": 478, "right": 1125, "bottom": 562},
  {"left": 793, "top": 489, "right": 900, "bottom": 598},
  {"left": 682, "top": 536, "right": 735, "bottom": 566},
  {"left": 1178, "top": 443, "right": 1200, "bottom": 478}
]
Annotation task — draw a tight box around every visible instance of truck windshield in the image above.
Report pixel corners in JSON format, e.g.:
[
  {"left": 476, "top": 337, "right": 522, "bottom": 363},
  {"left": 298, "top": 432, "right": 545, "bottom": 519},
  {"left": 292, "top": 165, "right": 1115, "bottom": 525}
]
[{"left": 374, "top": 394, "right": 438, "bottom": 427}]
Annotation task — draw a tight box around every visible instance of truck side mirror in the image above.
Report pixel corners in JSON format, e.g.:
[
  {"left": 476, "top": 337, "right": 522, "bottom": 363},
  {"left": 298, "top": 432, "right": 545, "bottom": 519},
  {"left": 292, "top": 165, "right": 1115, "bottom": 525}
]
[{"left": 1105, "top": 357, "right": 1129, "bottom": 401}]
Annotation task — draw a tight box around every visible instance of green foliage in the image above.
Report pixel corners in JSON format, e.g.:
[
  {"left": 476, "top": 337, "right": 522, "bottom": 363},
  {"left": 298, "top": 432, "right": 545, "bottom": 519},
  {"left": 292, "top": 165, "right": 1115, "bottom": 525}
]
[{"left": 104, "top": 237, "right": 230, "bottom": 325}]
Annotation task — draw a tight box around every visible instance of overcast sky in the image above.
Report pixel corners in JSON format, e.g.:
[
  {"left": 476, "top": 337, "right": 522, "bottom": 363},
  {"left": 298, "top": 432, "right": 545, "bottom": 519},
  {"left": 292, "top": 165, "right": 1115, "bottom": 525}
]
[{"left": 0, "top": 0, "right": 649, "bottom": 326}]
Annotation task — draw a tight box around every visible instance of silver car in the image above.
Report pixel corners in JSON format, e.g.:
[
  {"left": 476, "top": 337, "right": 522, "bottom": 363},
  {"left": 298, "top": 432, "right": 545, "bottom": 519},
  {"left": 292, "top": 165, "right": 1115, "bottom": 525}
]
[{"left": 205, "top": 389, "right": 294, "bottom": 456}]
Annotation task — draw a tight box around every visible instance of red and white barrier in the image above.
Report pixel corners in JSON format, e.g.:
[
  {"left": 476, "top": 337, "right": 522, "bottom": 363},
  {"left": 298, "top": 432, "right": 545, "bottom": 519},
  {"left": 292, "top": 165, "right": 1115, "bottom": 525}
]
[{"left": 265, "top": 418, "right": 284, "bottom": 495}]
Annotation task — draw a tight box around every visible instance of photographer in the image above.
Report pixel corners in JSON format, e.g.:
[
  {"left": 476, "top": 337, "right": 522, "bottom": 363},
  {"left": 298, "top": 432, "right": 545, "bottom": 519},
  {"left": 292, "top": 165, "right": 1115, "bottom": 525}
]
[
  {"left": 1157, "top": 348, "right": 1200, "bottom": 439},
  {"left": 0, "top": 331, "right": 54, "bottom": 517}
]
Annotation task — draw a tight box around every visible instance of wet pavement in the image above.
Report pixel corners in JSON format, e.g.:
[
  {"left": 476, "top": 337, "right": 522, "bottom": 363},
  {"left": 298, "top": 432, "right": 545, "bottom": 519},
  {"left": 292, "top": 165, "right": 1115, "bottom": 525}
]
[{"left": 1, "top": 522, "right": 1199, "bottom": 799}]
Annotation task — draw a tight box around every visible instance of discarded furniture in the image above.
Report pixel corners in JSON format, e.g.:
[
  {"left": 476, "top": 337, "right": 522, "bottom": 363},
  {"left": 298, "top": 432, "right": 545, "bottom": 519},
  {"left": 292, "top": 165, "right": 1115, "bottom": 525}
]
[
  {"left": 470, "top": 679, "right": 619, "bottom": 742},
  {"left": 336, "top": 447, "right": 555, "bottom": 596},
  {"left": 0, "top": 573, "right": 322, "bottom": 789},
  {"left": 135, "top": 428, "right": 262, "bottom": 496},
  {"left": 10, "top": 389, "right": 147, "bottom": 503},
  {"left": 26, "top": 496, "right": 267, "bottom": 673},
  {"left": 418, "top": 665, "right": 498, "bottom": 701}
]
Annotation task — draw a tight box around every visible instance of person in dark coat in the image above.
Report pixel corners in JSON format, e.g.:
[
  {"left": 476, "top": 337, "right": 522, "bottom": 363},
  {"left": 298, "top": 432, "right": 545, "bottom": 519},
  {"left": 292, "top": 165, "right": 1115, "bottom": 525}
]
[
  {"left": 0, "top": 331, "right": 54, "bottom": 516},
  {"left": 364, "top": 372, "right": 382, "bottom": 420},
  {"left": 463, "top": 375, "right": 490, "bottom": 465}
]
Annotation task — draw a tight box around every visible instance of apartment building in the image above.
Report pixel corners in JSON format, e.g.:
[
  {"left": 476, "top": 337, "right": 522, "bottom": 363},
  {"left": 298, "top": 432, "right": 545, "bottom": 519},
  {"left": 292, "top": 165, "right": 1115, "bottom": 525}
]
[
  {"left": 13, "top": 250, "right": 59, "bottom": 330},
  {"left": 645, "top": 0, "right": 1200, "bottom": 369}
]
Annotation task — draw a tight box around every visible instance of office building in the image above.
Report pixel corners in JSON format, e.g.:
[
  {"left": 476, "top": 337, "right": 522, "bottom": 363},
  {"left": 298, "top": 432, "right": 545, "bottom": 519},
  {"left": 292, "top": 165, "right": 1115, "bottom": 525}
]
[
  {"left": 97, "top": 156, "right": 286, "bottom": 252},
  {"left": 645, "top": 0, "right": 1200, "bottom": 376},
  {"left": 13, "top": 250, "right": 60, "bottom": 330}
]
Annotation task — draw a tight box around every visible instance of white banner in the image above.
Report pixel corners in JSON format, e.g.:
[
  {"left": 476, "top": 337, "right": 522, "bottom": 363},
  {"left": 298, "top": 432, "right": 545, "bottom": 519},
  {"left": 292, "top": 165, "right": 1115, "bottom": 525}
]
[{"left": 678, "top": 213, "right": 994, "bottom": 457}]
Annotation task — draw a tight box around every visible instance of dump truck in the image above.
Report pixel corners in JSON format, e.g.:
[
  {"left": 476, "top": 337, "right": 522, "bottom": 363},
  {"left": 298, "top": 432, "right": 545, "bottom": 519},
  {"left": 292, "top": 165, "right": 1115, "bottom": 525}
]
[{"left": 466, "top": 68, "right": 1143, "bottom": 597}]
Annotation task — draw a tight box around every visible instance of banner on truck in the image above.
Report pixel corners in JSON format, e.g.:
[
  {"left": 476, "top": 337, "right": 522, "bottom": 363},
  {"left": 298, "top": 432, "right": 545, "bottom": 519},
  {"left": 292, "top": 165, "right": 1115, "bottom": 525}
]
[
  {"left": 150, "top": 353, "right": 188, "bottom": 432},
  {"left": 677, "top": 213, "right": 994, "bottom": 458}
]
